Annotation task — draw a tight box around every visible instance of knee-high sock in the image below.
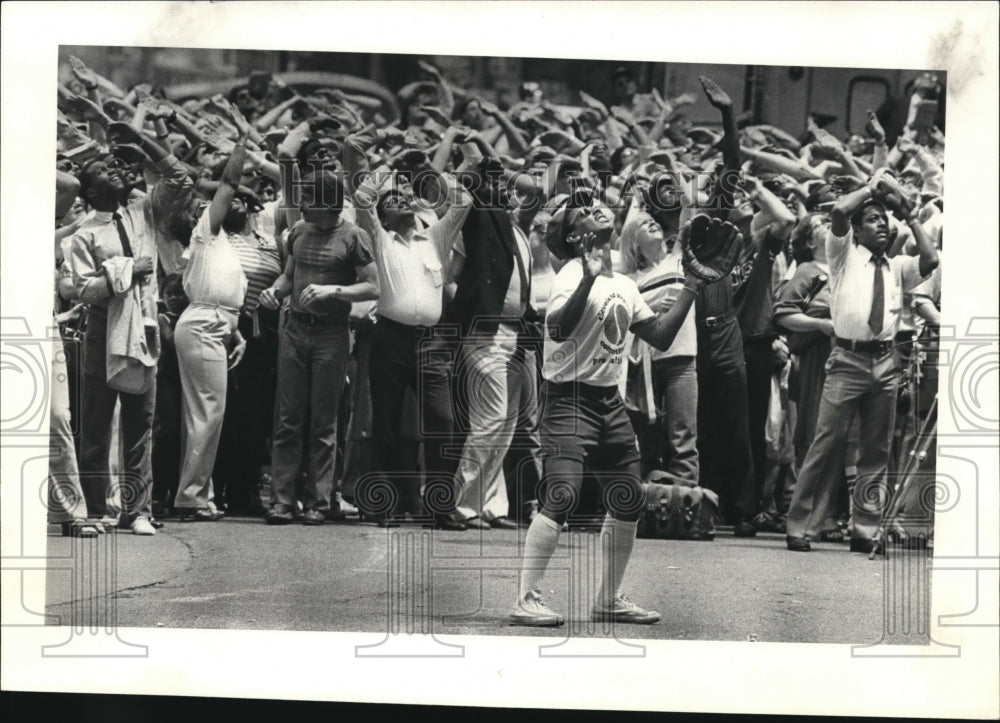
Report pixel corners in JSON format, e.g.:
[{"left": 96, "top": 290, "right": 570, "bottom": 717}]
[
  {"left": 596, "top": 515, "right": 638, "bottom": 606},
  {"left": 518, "top": 513, "right": 561, "bottom": 600}
]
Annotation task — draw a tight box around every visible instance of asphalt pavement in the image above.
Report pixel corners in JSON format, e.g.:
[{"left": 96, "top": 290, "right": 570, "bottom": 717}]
[{"left": 44, "top": 513, "right": 933, "bottom": 646}]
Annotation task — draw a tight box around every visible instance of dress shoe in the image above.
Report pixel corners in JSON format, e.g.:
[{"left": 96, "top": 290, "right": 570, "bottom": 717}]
[
  {"left": 464, "top": 517, "right": 490, "bottom": 530},
  {"left": 176, "top": 508, "right": 217, "bottom": 523},
  {"left": 849, "top": 537, "right": 883, "bottom": 555},
  {"left": 733, "top": 519, "right": 758, "bottom": 538},
  {"left": 489, "top": 517, "right": 519, "bottom": 530},
  {"left": 265, "top": 504, "right": 294, "bottom": 525},
  {"left": 302, "top": 509, "right": 325, "bottom": 526},
  {"left": 786, "top": 535, "right": 811, "bottom": 552},
  {"left": 433, "top": 516, "right": 467, "bottom": 532}
]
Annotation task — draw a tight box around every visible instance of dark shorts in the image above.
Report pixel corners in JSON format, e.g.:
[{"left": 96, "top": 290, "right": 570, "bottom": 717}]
[{"left": 540, "top": 381, "right": 641, "bottom": 468}]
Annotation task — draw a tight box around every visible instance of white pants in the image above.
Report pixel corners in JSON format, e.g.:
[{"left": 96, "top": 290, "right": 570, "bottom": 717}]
[
  {"left": 173, "top": 305, "right": 237, "bottom": 510},
  {"left": 48, "top": 335, "right": 87, "bottom": 522},
  {"left": 452, "top": 328, "right": 531, "bottom": 522}
]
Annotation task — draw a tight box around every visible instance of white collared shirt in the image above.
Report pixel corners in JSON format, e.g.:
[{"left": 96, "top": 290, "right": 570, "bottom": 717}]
[
  {"left": 354, "top": 190, "right": 470, "bottom": 326},
  {"left": 825, "top": 226, "right": 926, "bottom": 341}
]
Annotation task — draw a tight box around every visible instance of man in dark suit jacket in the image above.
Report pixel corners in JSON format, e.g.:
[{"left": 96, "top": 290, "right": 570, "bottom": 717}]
[{"left": 447, "top": 156, "right": 541, "bottom": 530}]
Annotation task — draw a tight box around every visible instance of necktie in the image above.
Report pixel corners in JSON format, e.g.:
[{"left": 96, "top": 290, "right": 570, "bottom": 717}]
[
  {"left": 867, "top": 256, "right": 885, "bottom": 336},
  {"left": 512, "top": 228, "right": 530, "bottom": 310},
  {"left": 112, "top": 211, "right": 134, "bottom": 258}
]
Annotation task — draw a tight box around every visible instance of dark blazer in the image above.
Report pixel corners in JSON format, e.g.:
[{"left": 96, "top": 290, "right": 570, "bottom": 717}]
[{"left": 453, "top": 181, "right": 539, "bottom": 339}]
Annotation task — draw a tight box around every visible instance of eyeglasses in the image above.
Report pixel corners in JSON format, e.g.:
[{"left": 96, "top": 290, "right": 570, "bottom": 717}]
[{"left": 106, "top": 157, "right": 130, "bottom": 171}]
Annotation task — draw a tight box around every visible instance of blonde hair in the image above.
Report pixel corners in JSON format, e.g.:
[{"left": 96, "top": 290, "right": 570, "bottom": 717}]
[{"left": 618, "top": 212, "right": 661, "bottom": 274}]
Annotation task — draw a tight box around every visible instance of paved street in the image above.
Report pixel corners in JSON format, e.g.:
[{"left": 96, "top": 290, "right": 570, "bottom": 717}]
[{"left": 44, "top": 514, "right": 933, "bottom": 646}]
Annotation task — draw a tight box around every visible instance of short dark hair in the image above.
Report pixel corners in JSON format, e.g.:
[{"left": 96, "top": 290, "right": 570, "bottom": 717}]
[
  {"left": 299, "top": 169, "right": 343, "bottom": 212},
  {"left": 76, "top": 155, "right": 113, "bottom": 202},
  {"left": 161, "top": 273, "right": 184, "bottom": 292},
  {"left": 850, "top": 198, "right": 887, "bottom": 227}
]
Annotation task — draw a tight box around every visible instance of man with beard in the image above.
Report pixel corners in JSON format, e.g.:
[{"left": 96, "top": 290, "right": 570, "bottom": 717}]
[
  {"left": 70, "top": 125, "right": 191, "bottom": 535},
  {"left": 171, "top": 124, "right": 254, "bottom": 520},
  {"left": 510, "top": 195, "right": 741, "bottom": 627},
  {"left": 784, "top": 173, "right": 938, "bottom": 553}
]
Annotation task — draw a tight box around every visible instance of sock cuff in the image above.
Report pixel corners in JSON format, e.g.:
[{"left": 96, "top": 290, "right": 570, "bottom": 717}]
[{"left": 535, "top": 513, "right": 562, "bottom": 532}]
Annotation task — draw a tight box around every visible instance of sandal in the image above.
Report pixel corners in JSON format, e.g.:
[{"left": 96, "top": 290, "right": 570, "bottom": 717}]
[{"left": 61, "top": 520, "right": 102, "bottom": 538}]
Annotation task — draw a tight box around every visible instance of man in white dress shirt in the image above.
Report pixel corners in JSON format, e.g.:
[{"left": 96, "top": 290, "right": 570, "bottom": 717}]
[{"left": 785, "top": 173, "right": 938, "bottom": 553}]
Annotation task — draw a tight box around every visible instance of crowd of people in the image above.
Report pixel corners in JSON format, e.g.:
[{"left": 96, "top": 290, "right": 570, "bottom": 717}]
[{"left": 50, "top": 55, "right": 943, "bottom": 625}]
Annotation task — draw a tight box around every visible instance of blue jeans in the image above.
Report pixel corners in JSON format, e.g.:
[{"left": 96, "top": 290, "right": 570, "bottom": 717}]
[
  {"left": 270, "top": 316, "right": 350, "bottom": 513},
  {"left": 630, "top": 355, "right": 699, "bottom": 485}
]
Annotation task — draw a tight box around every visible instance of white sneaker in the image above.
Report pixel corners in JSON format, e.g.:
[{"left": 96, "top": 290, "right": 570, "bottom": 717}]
[
  {"left": 510, "top": 590, "right": 564, "bottom": 627},
  {"left": 591, "top": 593, "right": 660, "bottom": 624},
  {"left": 130, "top": 517, "right": 156, "bottom": 536}
]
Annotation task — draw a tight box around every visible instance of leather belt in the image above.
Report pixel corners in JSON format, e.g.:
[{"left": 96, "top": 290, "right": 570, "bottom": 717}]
[
  {"left": 288, "top": 309, "right": 342, "bottom": 326},
  {"left": 836, "top": 337, "right": 894, "bottom": 356},
  {"left": 699, "top": 310, "right": 735, "bottom": 329}
]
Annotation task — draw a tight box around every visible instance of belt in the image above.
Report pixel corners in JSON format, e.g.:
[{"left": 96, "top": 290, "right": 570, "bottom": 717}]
[
  {"left": 835, "top": 337, "right": 894, "bottom": 356},
  {"left": 288, "top": 309, "right": 343, "bottom": 326},
  {"left": 377, "top": 314, "right": 431, "bottom": 333},
  {"left": 545, "top": 380, "right": 619, "bottom": 399},
  {"left": 699, "top": 310, "right": 735, "bottom": 329}
]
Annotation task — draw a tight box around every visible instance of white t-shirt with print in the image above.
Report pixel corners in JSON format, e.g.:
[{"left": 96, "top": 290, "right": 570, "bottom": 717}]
[{"left": 543, "top": 259, "right": 654, "bottom": 386}]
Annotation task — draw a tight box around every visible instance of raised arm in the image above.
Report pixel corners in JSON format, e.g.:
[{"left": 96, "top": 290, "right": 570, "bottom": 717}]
[
  {"left": 255, "top": 93, "right": 303, "bottom": 132},
  {"left": 742, "top": 146, "right": 822, "bottom": 182},
  {"left": 418, "top": 60, "right": 455, "bottom": 118},
  {"left": 207, "top": 115, "right": 252, "bottom": 235},
  {"left": 478, "top": 98, "right": 529, "bottom": 157},
  {"left": 745, "top": 175, "right": 796, "bottom": 245},
  {"left": 68, "top": 56, "right": 106, "bottom": 142},
  {"left": 64, "top": 94, "right": 110, "bottom": 147},
  {"left": 699, "top": 76, "right": 741, "bottom": 215},
  {"left": 829, "top": 184, "right": 873, "bottom": 238}
]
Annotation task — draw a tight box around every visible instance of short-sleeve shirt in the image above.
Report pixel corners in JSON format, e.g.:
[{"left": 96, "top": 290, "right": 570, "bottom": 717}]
[
  {"left": 228, "top": 230, "right": 282, "bottom": 313},
  {"left": 633, "top": 251, "right": 697, "bottom": 360},
  {"left": 182, "top": 208, "right": 248, "bottom": 310},
  {"left": 354, "top": 183, "right": 470, "bottom": 326},
  {"left": 825, "top": 225, "right": 927, "bottom": 341},
  {"left": 543, "top": 259, "right": 655, "bottom": 386},
  {"left": 287, "top": 218, "right": 375, "bottom": 323}
]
